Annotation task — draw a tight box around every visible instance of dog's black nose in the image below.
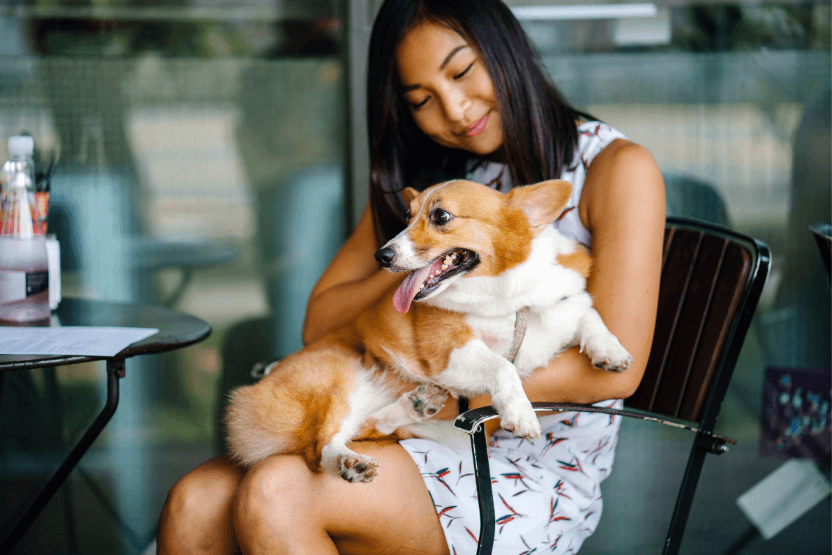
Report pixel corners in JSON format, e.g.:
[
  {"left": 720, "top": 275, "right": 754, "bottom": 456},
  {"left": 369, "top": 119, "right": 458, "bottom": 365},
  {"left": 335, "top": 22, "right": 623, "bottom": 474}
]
[{"left": 374, "top": 247, "right": 396, "bottom": 268}]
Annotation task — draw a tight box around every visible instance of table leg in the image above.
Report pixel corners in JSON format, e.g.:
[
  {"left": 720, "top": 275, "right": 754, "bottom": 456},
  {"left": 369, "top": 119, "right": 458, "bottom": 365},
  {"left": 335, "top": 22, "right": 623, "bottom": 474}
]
[{"left": 1, "top": 359, "right": 125, "bottom": 553}]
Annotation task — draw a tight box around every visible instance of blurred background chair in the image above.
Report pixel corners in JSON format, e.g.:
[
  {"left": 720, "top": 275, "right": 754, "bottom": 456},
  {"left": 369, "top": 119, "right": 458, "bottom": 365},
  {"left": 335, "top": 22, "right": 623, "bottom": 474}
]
[
  {"left": 664, "top": 173, "right": 731, "bottom": 227},
  {"left": 759, "top": 87, "right": 831, "bottom": 370},
  {"left": 455, "top": 216, "right": 771, "bottom": 555},
  {"left": 215, "top": 165, "right": 344, "bottom": 454}
]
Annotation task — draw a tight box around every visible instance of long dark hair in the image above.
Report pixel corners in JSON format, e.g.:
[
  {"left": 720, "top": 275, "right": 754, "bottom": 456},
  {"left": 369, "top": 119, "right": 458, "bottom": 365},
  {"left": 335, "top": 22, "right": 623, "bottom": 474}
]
[{"left": 367, "top": 0, "right": 592, "bottom": 245}]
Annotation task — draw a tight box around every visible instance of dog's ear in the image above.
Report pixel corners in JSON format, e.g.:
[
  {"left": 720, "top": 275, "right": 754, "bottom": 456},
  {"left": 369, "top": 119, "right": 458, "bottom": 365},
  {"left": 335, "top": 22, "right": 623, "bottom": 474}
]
[
  {"left": 402, "top": 187, "right": 420, "bottom": 206},
  {"left": 507, "top": 180, "right": 572, "bottom": 236}
]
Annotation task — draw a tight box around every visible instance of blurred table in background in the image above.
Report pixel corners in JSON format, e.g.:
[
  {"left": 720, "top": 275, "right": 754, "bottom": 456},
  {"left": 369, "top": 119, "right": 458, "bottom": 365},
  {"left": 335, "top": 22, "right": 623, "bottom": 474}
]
[{"left": 0, "top": 297, "right": 211, "bottom": 553}]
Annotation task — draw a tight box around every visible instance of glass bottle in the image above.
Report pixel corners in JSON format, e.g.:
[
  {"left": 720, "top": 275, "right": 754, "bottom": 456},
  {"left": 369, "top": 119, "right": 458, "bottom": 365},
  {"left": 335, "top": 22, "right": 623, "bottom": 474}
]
[{"left": 0, "top": 135, "right": 49, "bottom": 322}]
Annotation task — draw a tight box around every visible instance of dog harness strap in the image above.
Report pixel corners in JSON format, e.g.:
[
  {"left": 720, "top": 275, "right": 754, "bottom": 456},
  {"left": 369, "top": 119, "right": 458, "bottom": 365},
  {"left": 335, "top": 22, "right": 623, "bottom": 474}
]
[{"left": 505, "top": 307, "right": 529, "bottom": 363}]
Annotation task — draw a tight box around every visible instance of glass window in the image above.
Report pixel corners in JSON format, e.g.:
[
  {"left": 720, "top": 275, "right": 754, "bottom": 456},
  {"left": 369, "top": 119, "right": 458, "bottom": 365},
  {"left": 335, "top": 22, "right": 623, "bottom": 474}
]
[
  {"left": 0, "top": 2, "right": 345, "bottom": 552},
  {"left": 507, "top": 2, "right": 830, "bottom": 553}
]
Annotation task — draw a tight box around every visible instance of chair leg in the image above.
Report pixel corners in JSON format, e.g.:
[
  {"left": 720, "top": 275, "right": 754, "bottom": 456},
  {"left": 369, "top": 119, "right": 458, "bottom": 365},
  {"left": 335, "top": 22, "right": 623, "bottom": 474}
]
[
  {"left": 662, "top": 436, "right": 710, "bottom": 555},
  {"left": 471, "top": 425, "right": 495, "bottom": 555}
]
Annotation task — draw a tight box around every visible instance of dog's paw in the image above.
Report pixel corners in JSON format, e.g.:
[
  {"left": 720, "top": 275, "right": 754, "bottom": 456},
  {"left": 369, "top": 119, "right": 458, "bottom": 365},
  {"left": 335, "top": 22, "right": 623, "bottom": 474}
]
[
  {"left": 498, "top": 402, "right": 541, "bottom": 440},
  {"left": 408, "top": 385, "right": 449, "bottom": 419},
  {"left": 338, "top": 453, "right": 380, "bottom": 483},
  {"left": 579, "top": 311, "right": 634, "bottom": 373},
  {"left": 590, "top": 345, "right": 634, "bottom": 373}
]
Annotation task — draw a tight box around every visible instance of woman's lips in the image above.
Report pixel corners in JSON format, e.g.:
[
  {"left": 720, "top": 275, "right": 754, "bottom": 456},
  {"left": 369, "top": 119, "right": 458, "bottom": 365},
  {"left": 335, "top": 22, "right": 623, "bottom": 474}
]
[{"left": 466, "top": 114, "right": 489, "bottom": 137}]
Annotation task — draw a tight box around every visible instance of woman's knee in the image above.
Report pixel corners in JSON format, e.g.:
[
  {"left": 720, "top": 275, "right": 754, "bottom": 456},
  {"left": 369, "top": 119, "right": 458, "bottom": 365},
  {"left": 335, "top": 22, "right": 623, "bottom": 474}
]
[
  {"left": 165, "top": 457, "right": 243, "bottom": 518},
  {"left": 233, "top": 454, "right": 313, "bottom": 522},
  {"left": 158, "top": 457, "right": 244, "bottom": 554}
]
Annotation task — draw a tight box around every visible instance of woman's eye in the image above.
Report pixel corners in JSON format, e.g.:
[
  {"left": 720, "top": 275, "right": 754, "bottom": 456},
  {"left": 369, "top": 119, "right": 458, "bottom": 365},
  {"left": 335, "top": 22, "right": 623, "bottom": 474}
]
[
  {"left": 454, "top": 61, "right": 475, "bottom": 80},
  {"left": 432, "top": 209, "right": 451, "bottom": 225},
  {"left": 411, "top": 96, "right": 430, "bottom": 110}
]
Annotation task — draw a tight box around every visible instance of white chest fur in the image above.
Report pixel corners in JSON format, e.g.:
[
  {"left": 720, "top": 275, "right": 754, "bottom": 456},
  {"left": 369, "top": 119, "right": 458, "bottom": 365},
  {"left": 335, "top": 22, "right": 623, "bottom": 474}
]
[{"left": 427, "top": 226, "right": 591, "bottom": 371}]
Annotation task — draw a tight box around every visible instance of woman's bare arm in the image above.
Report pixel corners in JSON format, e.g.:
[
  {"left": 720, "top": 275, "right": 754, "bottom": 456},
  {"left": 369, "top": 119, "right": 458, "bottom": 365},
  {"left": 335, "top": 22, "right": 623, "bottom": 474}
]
[
  {"left": 303, "top": 203, "right": 402, "bottom": 345},
  {"left": 523, "top": 140, "right": 665, "bottom": 403}
]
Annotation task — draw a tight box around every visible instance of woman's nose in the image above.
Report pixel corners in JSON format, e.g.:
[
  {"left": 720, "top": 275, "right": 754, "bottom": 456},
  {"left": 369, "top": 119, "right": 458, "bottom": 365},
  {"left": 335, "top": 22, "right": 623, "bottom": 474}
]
[{"left": 441, "top": 89, "right": 472, "bottom": 122}]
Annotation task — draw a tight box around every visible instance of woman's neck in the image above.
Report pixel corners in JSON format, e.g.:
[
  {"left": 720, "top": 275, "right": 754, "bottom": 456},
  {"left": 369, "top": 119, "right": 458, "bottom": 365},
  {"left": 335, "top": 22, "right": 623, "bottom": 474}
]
[{"left": 485, "top": 145, "right": 508, "bottom": 164}]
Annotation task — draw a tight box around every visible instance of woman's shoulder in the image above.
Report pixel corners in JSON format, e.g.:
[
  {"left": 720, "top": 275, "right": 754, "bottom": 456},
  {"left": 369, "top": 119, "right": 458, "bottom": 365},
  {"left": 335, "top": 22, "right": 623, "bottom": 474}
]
[
  {"left": 579, "top": 132, "right": 665, "bottom": 230},
  {"left": 573, "top": 119, "right": 659, "bottom": 180},
  {"left": 588, "top": 133, "right": 660, "bottom": 178}
]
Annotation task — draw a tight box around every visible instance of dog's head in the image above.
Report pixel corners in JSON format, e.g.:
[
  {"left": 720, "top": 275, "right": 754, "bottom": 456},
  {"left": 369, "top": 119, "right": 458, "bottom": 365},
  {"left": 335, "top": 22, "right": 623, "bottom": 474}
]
[{"left": 375, "top": 179, "right": 572, "bottom": 313}]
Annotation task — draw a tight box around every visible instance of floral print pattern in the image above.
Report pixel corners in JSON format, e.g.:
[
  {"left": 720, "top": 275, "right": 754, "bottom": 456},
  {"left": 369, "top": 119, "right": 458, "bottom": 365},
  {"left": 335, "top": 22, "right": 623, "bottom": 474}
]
[{"left": 400, "top": 399, "right": 623, "bottom": 554}]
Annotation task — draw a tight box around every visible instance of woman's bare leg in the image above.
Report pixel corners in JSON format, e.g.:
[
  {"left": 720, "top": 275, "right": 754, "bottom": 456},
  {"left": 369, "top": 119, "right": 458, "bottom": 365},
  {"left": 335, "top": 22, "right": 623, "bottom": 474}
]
[
  {"left": 233, "top": 440, "right": 450, "bottom": 555},
  {"left": 157, "top": 455, "right": 245, "bottom": 555}
]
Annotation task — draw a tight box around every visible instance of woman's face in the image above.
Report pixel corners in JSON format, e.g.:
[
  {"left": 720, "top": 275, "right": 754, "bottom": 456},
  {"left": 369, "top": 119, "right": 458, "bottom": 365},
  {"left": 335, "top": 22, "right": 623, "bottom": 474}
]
[{"left": 396, "top": 21, "right": 504, "bottom": 157}]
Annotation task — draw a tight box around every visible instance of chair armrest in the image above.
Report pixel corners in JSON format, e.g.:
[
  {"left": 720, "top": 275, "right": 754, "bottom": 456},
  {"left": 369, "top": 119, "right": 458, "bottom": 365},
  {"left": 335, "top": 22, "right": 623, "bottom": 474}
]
[{"left": 453, "top": 402, "right": 735, "bottom": 455}]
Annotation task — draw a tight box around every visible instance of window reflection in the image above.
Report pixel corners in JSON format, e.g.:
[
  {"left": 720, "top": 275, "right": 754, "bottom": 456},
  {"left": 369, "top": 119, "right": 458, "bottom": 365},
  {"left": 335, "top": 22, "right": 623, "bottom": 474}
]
[{"left": 0, "top": 2, "right": 345, "bottom": 553}]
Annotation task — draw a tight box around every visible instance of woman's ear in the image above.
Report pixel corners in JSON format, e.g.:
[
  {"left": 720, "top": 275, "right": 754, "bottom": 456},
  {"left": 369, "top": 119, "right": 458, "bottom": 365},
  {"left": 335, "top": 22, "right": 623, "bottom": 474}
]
[
  {"left": 507, "top": 180, "right": 573, "bottom": 236},
  {"left": 403, "top": 187, "right": 419, "bottom": 206}
]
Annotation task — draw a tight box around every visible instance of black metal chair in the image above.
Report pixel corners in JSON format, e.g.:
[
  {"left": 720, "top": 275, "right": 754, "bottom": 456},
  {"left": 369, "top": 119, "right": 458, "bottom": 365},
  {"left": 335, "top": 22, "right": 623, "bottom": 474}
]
[
  {"left": 454, "top": 216, "right": 772, "bottom": 555},
  {"left": 810, "top": 221, "right": 831, "bottom": 283}
]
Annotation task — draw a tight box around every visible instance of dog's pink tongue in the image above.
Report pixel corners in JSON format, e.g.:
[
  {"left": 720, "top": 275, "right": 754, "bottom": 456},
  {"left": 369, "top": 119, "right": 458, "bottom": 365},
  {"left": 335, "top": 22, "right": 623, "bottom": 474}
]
[{"left": 393, "top": 266, "right": 432, "bottom": 313}]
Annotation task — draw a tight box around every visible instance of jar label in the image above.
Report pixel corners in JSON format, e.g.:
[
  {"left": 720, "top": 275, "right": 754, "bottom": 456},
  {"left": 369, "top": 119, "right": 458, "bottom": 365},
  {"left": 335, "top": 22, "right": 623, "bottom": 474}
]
[
  {"left": 26, "top": 270, "right": 49, "bottom": 297},
  {"left": 0, "top": 270, "right": 48, "bottom": 304},
  {"left": 0, "top": 270, "right": 26, "bottom": 304}
]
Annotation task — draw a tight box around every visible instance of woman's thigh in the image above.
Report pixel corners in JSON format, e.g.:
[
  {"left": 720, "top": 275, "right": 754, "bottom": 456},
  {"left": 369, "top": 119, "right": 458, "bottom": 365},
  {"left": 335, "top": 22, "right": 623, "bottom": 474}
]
[{"left": 234, "top": 439, "right": 450, "bottom": 555}]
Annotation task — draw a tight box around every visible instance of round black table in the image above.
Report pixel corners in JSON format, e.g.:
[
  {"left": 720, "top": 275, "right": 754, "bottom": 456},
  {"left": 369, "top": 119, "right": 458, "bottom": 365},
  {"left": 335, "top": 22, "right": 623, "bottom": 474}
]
[{"left": 0, "top": 297, "right": 211, "bottom": 552}]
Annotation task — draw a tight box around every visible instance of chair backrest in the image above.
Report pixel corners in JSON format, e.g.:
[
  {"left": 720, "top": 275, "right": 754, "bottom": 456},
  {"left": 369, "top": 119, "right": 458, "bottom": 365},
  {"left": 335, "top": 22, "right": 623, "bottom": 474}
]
[
  {"left": 810, "top": 221, "right": 832, "bottom": 282},
  {"left": 626, "top": 217, "right": 771, "bottom": 428}
]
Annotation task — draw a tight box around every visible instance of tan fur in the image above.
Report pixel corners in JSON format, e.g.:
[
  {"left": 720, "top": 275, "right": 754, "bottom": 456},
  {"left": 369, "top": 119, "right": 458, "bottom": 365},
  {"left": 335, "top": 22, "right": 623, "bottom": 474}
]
[
  {"left": 342, "top": 285, "right": 472, "bottom": 377},
  {"left": 226, "top": 342, "right": 360, "bottom": 471},
  {"left": 225, "top": 283, "right": 476, "bottom": 470},
  {"left": 505, "top": 180, "right": 572, "bottom": 236},
  {"left": 556, "top": 246, "right": 592, "bottom": 279},
  {"left": 402, "top": 180, "right": 572, "bottom": 277}
]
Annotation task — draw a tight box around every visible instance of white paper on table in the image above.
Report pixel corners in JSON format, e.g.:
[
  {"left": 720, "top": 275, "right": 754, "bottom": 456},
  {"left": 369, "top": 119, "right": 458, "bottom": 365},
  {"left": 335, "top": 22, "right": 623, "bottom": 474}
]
[{"left": 0, "top": 327, "right": 159, "bottom": 357}]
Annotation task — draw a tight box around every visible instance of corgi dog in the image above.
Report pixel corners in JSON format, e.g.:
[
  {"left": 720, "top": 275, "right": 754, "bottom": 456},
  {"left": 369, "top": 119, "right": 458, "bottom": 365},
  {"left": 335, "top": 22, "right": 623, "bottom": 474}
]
[{"left": 225, "top": 179, "right": 632, "bottom": 483}]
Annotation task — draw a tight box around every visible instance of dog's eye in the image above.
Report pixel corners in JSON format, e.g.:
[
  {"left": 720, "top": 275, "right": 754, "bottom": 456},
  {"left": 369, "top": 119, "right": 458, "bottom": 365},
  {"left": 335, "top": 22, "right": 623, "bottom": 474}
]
[{"left": 431, "top": 209, "right": 451, "bottom": 225}]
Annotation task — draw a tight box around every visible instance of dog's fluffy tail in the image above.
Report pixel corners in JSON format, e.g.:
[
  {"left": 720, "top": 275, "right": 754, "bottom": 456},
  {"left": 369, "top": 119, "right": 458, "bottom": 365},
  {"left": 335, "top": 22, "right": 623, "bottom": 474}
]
[
  {"left": 225, "top": 384, "right": 294, "bottom": 466},
  {"left": 224, "top": 347, "right": 364, "bottom": 469}
]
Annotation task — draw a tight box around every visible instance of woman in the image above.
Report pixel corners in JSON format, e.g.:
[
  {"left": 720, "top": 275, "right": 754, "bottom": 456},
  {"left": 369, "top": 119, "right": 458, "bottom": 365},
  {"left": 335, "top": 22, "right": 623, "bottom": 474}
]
[{"left": 157, "top": 0, "right": 665, "bottom": 553}]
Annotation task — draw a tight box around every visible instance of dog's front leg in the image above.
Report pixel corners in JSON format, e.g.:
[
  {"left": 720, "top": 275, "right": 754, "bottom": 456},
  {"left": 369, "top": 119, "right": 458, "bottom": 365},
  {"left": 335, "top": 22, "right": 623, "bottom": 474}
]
[{"left": 438, "top": 340, "right": 541, "bottom": 439}]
